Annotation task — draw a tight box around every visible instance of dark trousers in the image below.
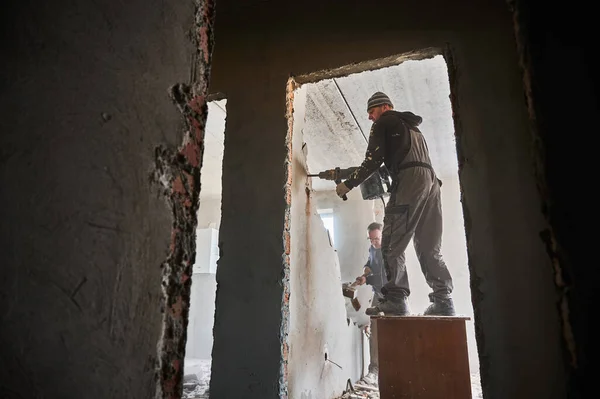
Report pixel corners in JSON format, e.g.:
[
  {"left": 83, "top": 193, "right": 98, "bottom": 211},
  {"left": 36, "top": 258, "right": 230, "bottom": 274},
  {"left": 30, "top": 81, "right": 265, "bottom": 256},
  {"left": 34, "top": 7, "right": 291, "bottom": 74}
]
[{"left": 381, "top": 169, "right": 453, "bottom": 301}]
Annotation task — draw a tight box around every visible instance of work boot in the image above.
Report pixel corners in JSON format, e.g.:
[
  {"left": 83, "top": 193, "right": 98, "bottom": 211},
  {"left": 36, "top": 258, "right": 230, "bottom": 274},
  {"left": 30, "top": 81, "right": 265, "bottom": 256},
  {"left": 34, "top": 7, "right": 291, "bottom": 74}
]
[
  {"left": 366, "top": 297, "right": 410, "bottom": 316},
  {"left": 424, "top": 297, "right": 455, "bottom": 316}
]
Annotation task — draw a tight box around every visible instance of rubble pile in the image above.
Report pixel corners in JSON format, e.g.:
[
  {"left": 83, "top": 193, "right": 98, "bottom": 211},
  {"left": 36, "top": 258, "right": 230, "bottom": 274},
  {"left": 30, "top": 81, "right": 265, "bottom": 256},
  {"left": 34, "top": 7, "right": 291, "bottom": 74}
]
[
  {"left": 336, "top": 380, "right": 380, "bottom": 399},
  {"left": 182, "top": 373, "right": 210, "bottom": 399},
  {"left": 337, "top": 370, "right": 482, "bottom": 399}
]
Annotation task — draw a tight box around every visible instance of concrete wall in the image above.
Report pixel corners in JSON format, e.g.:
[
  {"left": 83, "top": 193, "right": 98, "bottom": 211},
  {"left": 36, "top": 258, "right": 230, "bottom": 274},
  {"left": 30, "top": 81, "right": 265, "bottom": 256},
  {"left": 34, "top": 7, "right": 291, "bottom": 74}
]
[
  {"left": 512, "top": 2, "right": 596, "bottom": 393},
  {"left": 0, "top": 0, "right": 203, "bottom": 397},
  {"left": 286, "top": 86, "right": 361, "bottom": 398},
  {"left": 209, "top": 1, "right": 566, "bottom": 398}
]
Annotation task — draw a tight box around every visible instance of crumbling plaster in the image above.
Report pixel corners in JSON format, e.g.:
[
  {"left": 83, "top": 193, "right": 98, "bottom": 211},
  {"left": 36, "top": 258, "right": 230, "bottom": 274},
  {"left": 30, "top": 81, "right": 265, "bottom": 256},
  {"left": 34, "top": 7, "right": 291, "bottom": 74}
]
[
  {"left": 209, "top": 1, "right": 565, "bottom": 398},
  {"left": 286, "top": 85, "right": 362, "bottom": 398}
]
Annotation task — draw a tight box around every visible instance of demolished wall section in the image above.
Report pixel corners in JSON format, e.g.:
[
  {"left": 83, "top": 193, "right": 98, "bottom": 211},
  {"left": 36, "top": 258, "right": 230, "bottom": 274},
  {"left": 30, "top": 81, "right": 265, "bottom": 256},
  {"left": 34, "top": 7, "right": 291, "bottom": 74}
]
[
  {"left": 287, "top": 85, "right": 362, "bottom": 398},
  {"left": 312, "top": 190, "right": 374, "bottom": 283}
]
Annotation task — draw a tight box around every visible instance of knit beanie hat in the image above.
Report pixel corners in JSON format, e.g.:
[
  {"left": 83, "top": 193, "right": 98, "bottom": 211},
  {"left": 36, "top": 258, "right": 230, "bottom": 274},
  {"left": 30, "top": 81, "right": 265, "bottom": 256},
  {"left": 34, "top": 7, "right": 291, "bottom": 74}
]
[{"left": 367, "top": 92, "right": 393, "bottom": 111}]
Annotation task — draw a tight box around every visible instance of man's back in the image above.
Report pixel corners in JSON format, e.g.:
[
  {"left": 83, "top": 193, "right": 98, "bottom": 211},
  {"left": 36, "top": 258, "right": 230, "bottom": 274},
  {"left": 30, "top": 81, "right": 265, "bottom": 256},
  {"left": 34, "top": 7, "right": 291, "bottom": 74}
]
[{"left": 376, "top": 110, "right": 423, "bottom": 170}]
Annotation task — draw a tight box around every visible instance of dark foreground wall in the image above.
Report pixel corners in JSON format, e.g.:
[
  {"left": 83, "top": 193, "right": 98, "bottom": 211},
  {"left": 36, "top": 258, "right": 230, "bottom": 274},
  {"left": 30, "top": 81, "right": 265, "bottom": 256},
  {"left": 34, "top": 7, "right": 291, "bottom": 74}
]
[
  {"left": 0, "top": 1, "right": 210, "bottom": 398},
  {"left": 209, "top": 0, "right": 570, "bottom": 398},
  {"left": 511, "top": 0, "right": 597, "bottom": 397}
]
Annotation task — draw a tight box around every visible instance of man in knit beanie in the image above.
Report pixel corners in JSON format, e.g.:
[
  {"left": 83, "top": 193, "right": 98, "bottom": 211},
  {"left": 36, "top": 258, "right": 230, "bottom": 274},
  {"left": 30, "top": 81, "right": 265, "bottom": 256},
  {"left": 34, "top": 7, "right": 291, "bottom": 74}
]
[
  {"left": 336, "top": 92, "right": 455, "bottom": 317},
  {"left": 366, "top": 91, "right": 394, "bottom": 111}
]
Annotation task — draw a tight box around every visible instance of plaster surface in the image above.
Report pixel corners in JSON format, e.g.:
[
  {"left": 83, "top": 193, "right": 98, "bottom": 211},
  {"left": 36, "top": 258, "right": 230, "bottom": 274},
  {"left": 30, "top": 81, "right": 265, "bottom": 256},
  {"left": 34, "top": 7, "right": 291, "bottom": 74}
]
[
  {"left": 287, "top": 86, "right": 362, "bottom": 398},
  {"left": 0, "top": 0, "right": 198, "bottom": 397},
  {"left": 510, "top": 2, "right": 596, "bottom": 394}
]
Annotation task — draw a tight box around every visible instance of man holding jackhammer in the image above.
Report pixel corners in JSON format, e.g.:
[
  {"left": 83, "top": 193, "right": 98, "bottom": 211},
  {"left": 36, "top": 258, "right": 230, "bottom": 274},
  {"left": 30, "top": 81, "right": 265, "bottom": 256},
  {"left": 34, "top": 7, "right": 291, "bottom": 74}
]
[{"left": 336, "top": 92, "right": 455, "bottom": 317}]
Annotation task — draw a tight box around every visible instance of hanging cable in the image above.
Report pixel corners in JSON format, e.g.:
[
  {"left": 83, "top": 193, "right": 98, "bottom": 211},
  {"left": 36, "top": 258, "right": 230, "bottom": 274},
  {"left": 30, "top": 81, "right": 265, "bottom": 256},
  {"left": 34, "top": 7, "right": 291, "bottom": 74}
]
[{"left": 332, "top": 78, "right": 369, "bottom": 144}]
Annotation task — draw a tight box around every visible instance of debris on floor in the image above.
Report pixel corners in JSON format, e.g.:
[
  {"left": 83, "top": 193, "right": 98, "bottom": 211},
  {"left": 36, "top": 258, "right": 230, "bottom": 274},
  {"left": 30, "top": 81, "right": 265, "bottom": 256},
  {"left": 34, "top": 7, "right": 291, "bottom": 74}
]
[
  {"left": 182, "top": 373, "right": 209, "bottom": 399},
  {"left": 337, "top": 378, "right": 380, "bottom": 399},
  {"left": 470, "top": 370, "right": 483, "bottom": 399},
  {"left": 183, "top": 359, "right": 211, "bottom": 398},
  {"left": 339, "top": 392, "right": 379, "bottom": 399},
  {"left": 181, "top": 358, "right": 482, "bottom": 399},
  {"left": 336, "top": 371, "right": 483, "bottom": 399}
]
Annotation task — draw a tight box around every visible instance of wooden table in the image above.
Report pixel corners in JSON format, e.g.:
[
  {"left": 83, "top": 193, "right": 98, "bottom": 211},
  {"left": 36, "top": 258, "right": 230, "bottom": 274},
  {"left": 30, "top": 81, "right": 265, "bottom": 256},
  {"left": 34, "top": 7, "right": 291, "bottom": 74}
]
[{"left": 372, "top": 315, "right": 472, "bottom": 398}]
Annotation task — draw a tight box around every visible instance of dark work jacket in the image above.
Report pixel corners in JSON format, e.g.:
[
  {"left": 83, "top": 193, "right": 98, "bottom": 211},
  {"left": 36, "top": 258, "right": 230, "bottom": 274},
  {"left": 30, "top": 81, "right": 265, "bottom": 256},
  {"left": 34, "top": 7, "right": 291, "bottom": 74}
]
[
  {"left": 365, "top": 245, "right": 387, "bottom": 299},
  {"left": 345, "top": 110, "right": 423, "bottom": 189}
]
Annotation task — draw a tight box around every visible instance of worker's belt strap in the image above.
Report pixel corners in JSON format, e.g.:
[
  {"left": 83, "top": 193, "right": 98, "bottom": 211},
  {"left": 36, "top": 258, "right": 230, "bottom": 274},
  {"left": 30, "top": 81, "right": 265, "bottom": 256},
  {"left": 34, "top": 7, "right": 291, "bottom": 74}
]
[
  {"left": 390, "top": 161, "right": 442, "bottom": 188},
  {"left": 391, "top": 161, "right": 434, "bottom": 174}
]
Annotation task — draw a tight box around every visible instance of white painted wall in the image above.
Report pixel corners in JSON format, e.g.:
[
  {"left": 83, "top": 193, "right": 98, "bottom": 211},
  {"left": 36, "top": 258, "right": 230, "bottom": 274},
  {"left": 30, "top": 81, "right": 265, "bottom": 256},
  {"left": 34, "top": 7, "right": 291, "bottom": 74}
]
[
  {"left": 185, "top": 99, "right": 225, "bottom": 370},
  {"left": 197, "top": 195, "right": 222, "bottom": 229},
  {"left": 186, "top": 273, "right": 218, "bottom": 360},
  {"left": 185, "top": 228, "right": 220, "bottom": 362},
  {"left": 288, "top": 85, "right": 362, "bottom": 399}
]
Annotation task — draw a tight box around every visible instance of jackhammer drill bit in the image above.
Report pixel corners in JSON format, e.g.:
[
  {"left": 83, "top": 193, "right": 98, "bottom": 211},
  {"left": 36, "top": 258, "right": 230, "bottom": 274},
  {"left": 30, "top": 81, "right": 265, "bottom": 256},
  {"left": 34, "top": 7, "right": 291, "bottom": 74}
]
[{"left": 307, "top": 166, "right": 358, "bottom": 201}]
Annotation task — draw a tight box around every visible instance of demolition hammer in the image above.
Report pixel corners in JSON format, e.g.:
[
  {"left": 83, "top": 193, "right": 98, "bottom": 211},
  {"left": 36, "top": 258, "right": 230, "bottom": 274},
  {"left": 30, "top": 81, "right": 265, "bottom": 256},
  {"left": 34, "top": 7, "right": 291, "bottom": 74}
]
[
  {"left": 341, "top": 266, "right": 373, "bottom": 311},
  {"left": 308, "top": 167, "right": 358, "bottom": 201}
]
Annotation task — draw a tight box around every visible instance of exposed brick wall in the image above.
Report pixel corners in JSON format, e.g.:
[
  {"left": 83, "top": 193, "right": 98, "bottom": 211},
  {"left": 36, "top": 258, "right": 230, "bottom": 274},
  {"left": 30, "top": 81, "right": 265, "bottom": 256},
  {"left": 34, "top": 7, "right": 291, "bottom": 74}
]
[{"left": 152, "top": 1, "right": 216, "bottom": 398}]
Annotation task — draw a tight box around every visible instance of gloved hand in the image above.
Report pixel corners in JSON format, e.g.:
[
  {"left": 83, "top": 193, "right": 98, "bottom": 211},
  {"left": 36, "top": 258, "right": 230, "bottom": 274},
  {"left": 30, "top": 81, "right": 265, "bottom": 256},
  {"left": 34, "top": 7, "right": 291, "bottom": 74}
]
[
  {"left": 355, "top": 275, "right": 367, "bottom": 285},
  {"left": 336, "top": 182, "right": 350, "bottom": 198}
]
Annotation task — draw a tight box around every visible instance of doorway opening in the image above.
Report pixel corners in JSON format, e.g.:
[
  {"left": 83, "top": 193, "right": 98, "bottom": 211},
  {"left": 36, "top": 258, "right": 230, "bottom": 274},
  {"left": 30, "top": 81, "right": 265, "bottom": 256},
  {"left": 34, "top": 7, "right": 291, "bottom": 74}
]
[
  {"left": 286, "top": 53, "right": 482, "bottom": 398},
  {"left": 182, "top": 98, "right": 226, "bottom": 399}
]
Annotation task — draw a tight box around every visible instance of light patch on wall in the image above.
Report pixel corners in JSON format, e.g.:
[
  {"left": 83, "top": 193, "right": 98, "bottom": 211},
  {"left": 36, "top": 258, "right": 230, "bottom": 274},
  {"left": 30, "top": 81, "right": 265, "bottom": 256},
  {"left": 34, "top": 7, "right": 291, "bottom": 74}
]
[
  {"left": 317, "top": 208, "right": 335, "bottom": 247},
  {"left": 285, "top": 82, "right": 364, "bottom": 398}
]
